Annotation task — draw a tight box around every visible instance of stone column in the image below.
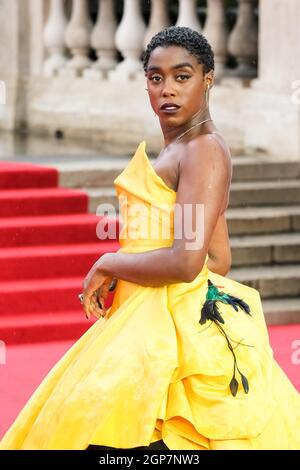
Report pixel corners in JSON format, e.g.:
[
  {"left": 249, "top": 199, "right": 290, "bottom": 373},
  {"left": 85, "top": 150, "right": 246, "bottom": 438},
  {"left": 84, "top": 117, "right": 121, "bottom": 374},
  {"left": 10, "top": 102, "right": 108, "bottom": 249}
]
[
  {"left": 0, "top": 0, "right": 31, "bottom": 131},
  {"left": 228, "top": 0, "right": 257, "bottom": 78},
  {"left": 43, "top": 0, "right": 68, "bottom": 76},
  {"left": 30, "top": 0, "right": 47, "bottom": 77},
  {"left": 110, "top": 0, "right": 146, "bottom": 80},
  {"left": 203, "top": 0, "right": 228, "bottom": 80},
  {"left": 63, "top": 0, "right": 92, "bottom": 76},
  {"left": 90, "top": 0, "right": 118, "bottom": 75},
  {"left": 245, "top": 0, "right": 300, "bottom": 161},
  {"left": 255, "top": 0, "right": 300, "bottom": 92},
  {"left": 176, "top": 0, "right": 202, "bottom": 33},
  {"left": 144, "top": 0, "right": 170, "bottom": 49}
]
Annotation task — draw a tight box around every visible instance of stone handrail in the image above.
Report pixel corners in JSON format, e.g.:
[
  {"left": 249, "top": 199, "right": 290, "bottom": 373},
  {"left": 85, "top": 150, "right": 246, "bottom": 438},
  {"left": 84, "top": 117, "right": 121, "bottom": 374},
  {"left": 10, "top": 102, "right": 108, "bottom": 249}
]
[{"left": 43, "top": 0, "right": 258, "bottom": 81}]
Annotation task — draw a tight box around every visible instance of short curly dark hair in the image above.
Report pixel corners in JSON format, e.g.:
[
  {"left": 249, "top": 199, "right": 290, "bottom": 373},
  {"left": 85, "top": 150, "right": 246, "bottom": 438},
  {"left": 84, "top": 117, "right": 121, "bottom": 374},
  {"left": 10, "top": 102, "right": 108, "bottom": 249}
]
[{"left": 143, "top": 26, "right": 215, "bottom": 74}]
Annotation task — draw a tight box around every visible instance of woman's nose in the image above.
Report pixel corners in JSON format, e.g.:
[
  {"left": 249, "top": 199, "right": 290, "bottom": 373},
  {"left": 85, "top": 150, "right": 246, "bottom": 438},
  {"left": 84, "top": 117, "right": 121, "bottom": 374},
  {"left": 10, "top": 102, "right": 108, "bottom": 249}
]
[{"left": 161, "top": 80, "right": 176, "bottom": 97}]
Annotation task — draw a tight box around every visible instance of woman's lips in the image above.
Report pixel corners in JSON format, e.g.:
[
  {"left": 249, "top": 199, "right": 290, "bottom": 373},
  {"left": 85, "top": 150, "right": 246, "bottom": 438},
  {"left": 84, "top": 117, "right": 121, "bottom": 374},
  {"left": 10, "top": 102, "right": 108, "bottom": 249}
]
[{"left": 159, "top": 103, "right": 181, "bottom": 114}]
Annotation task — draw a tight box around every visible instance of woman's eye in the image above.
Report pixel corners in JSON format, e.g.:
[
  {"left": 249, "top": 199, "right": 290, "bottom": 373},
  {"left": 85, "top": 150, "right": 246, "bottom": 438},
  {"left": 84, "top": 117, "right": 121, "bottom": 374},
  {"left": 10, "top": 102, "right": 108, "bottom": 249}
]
[
  {"left": 176, "top": 74, "right": 190, "bottom": 81},
  {"left": 148, "top": 74, "right": 190, "bottom": 83},
  {"left": 149, "top": 75, "right": 162, "bottom": 83}
]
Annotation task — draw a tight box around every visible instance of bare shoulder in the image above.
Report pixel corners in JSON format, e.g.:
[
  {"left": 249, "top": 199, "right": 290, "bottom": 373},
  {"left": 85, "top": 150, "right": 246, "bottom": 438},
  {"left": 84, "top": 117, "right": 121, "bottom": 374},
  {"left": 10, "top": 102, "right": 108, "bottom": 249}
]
[{"left": 178, "top": 133, "right": 232, "bottom": 187}]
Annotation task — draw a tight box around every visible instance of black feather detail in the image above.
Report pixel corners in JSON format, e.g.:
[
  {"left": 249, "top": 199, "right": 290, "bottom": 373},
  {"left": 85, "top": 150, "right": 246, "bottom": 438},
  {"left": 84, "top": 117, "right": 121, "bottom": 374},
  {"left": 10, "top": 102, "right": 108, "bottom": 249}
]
[
  {"left": 198, "top": 279, "right": 254, "bottom": 397},
  {"left": 234, "top": 297, "right": 251, "bottom": 315},
  {"left": 229, "top": 377, "right": 239, "bottom": 397},
  {"left": 199, "top": 300, "right": 215, "bottom": 324},
  {"left": 226, "top": 295, "right": 251, "bottom": 315},
  {"left": 212, "top": 302, "right": 225, "bottom": 324},
  {"left": 240, "top": 374, "right": 249, "bottom": 394}
]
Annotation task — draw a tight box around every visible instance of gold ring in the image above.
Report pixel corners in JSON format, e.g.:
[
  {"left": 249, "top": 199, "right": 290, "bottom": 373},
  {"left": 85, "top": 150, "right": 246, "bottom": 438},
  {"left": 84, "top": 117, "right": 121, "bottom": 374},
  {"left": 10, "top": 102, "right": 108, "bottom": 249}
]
[{"left": 108, "top": 278, "right": 118, "bottom": 291}]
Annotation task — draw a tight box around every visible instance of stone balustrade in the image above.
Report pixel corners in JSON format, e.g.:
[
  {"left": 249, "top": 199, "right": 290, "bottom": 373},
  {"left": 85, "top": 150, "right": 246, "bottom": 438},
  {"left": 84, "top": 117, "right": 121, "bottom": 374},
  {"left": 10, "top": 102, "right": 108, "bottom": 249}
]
[
  {"left": 43, "top": 0, "right": 258, "bottom": 81},
  {"left": 2, "top": 0, "right": 300, "bottom": 161}
]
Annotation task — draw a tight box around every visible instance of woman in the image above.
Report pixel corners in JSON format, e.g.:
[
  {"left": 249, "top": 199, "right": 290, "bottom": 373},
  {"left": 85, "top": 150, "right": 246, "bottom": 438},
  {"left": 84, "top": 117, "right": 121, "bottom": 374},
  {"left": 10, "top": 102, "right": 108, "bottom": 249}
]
[{"left": 1, "top": 27, "right": 300, "bottom": 451}]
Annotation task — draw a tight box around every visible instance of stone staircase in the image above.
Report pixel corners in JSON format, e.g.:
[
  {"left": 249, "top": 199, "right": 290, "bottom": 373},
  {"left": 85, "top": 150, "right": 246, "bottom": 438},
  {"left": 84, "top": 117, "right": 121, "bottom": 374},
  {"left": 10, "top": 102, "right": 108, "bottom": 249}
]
[{"left": 56, "top": 155, "right": 300, "bottom": 325}]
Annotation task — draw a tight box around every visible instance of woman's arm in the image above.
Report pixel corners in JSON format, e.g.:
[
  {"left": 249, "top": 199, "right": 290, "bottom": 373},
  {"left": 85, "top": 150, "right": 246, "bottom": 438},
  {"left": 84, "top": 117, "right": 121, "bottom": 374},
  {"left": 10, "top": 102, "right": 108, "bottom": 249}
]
[
  {"left": 97, "top": 135, "right": 232, "bottom": 287},
  {"left": 207, "top": 213, "right": 232, "bottom": 276}
]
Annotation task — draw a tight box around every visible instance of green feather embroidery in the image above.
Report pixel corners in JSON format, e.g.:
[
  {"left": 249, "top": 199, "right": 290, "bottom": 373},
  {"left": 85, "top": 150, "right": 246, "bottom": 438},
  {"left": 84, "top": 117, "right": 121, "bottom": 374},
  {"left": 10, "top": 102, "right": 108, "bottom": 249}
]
[{"left": 199, "top": 279, "right": 253, "bottom": 397}]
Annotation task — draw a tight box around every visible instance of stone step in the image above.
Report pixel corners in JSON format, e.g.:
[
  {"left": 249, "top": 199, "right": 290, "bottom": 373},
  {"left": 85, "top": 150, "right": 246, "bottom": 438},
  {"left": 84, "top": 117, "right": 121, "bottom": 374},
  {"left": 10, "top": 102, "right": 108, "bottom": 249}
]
[
  {"left": 57, "top": 158, "right": 300, "bottom": 188},
  {"left": 87, "top": 187, "right": 119, "bottom": 214},
  {"left": 230, "top": 158, "right": 300, "bottom": 182},
  {"left": 85, "top": 180, "right": 300, "bottom": 211},
  {"left": 230, "top": 232, "right": 300, "bottom": 266},
  {"left": 228, "top": 264, "right": 300, "bottom": 299},
  {"left": 226, "top": 206, "right": 300, "bottom": 235},
  {"left": 229, "top": 179, "right": 300, "bottom": 206},
  {"left": 261, "top": 298, "right": 300, "bottom": 325},
  {"left": 58, "top": 158, "right": 130, "bottom": 189},
  {"left": 85, "top": 188, "right": 300, "bottom": 234}
]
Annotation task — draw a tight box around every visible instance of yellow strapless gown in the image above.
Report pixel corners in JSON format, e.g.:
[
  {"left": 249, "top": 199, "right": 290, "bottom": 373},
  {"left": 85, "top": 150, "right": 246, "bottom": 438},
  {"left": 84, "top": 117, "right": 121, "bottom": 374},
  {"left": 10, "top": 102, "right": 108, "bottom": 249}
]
[{"left": 1, "top": 141, "right": 300, "bottom": 450}]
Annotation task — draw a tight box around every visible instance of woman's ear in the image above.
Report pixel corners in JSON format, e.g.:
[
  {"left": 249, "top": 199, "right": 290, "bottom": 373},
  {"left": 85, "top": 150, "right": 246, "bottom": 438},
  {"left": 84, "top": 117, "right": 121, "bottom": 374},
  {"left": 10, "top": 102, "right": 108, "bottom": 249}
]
[{"left": 206, "top": 71, "right": 214, "bottom": 89}]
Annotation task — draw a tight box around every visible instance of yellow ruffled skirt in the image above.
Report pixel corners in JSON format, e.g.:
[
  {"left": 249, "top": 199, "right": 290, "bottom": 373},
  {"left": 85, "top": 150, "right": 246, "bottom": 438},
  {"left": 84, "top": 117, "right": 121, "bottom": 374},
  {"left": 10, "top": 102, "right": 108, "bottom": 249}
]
[{"left": 1, "top": 262, "right": 300, "bottom": 450}]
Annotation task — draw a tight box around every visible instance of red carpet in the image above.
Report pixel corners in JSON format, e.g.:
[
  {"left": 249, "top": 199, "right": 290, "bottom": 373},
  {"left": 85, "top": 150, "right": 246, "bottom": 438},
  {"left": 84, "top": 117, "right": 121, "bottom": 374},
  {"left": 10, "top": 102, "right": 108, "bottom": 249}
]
[
  {"left": 0, "top": 161, "right": 120, "bottom": 344},
  {"left": 0, "top": 324, "right": 299, "bottom": 440},
  {"left": 0, "top": 162, "right": 58, "bottom": 189}
]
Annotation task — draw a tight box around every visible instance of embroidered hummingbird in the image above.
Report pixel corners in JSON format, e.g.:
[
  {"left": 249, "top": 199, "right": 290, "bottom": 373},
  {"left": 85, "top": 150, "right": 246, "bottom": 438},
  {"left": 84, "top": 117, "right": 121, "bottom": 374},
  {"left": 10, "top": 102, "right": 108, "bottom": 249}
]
[
  {"left": 199, "top": 279, "right": 251, "bottom": 325},
  {"left": 199, "top": 279, "right": 252, "bottom": 397}
]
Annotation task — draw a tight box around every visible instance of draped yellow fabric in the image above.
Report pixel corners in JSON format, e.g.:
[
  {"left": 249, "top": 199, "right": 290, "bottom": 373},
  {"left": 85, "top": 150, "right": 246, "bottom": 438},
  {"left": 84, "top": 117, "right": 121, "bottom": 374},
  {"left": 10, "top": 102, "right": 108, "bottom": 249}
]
[{"left": 1, "top": 141, "right": 300, "bottom": 450}]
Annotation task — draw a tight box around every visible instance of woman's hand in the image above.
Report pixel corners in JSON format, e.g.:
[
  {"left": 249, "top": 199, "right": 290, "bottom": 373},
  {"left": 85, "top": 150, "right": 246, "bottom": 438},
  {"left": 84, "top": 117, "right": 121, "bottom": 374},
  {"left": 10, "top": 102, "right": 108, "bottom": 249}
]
[{"left": 81, "top": 254, "right": 115, "bottom": 320}]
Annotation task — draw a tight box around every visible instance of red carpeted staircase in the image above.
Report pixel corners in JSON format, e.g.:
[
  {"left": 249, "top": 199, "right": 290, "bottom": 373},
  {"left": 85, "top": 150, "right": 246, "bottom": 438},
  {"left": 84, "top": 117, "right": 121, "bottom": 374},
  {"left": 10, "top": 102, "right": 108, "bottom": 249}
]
[{"left": 0, "top": 161, "right": 120, "bottom": 344}]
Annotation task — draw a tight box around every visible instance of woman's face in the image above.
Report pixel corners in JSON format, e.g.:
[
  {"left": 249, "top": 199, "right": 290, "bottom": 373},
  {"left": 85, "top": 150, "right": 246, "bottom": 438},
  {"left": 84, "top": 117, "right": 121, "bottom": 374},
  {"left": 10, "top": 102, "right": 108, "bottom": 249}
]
[{"left": 145, "top": 45, "right": 213, "bottom": 129}]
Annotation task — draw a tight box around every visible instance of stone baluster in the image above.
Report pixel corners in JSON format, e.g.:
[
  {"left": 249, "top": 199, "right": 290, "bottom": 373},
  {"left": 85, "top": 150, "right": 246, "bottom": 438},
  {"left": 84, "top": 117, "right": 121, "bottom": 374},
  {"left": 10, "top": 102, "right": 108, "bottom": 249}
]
[
  {"left": 63, "top": 0, "right": 92, "bottom": 76},
  {"left": 176, "top": 0, "right": 202, "bottom": 33},
  {"left": 43, "top": 0, "right": 68, "bottom": 76},
  {"left": 110, "top": 0, "right": 146, "bottom": 80},
  {"left": 90, "top": 0, "right": 117, "bottom": 76},
  {"left": 228, "top": 0, "right": 258, "bottom": 78},
  {"left": 144, "top": 0, "right": 170, "bottom": 50},
  {"left": 203, "top": 0, "right": 228, "bottom": 80}
]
